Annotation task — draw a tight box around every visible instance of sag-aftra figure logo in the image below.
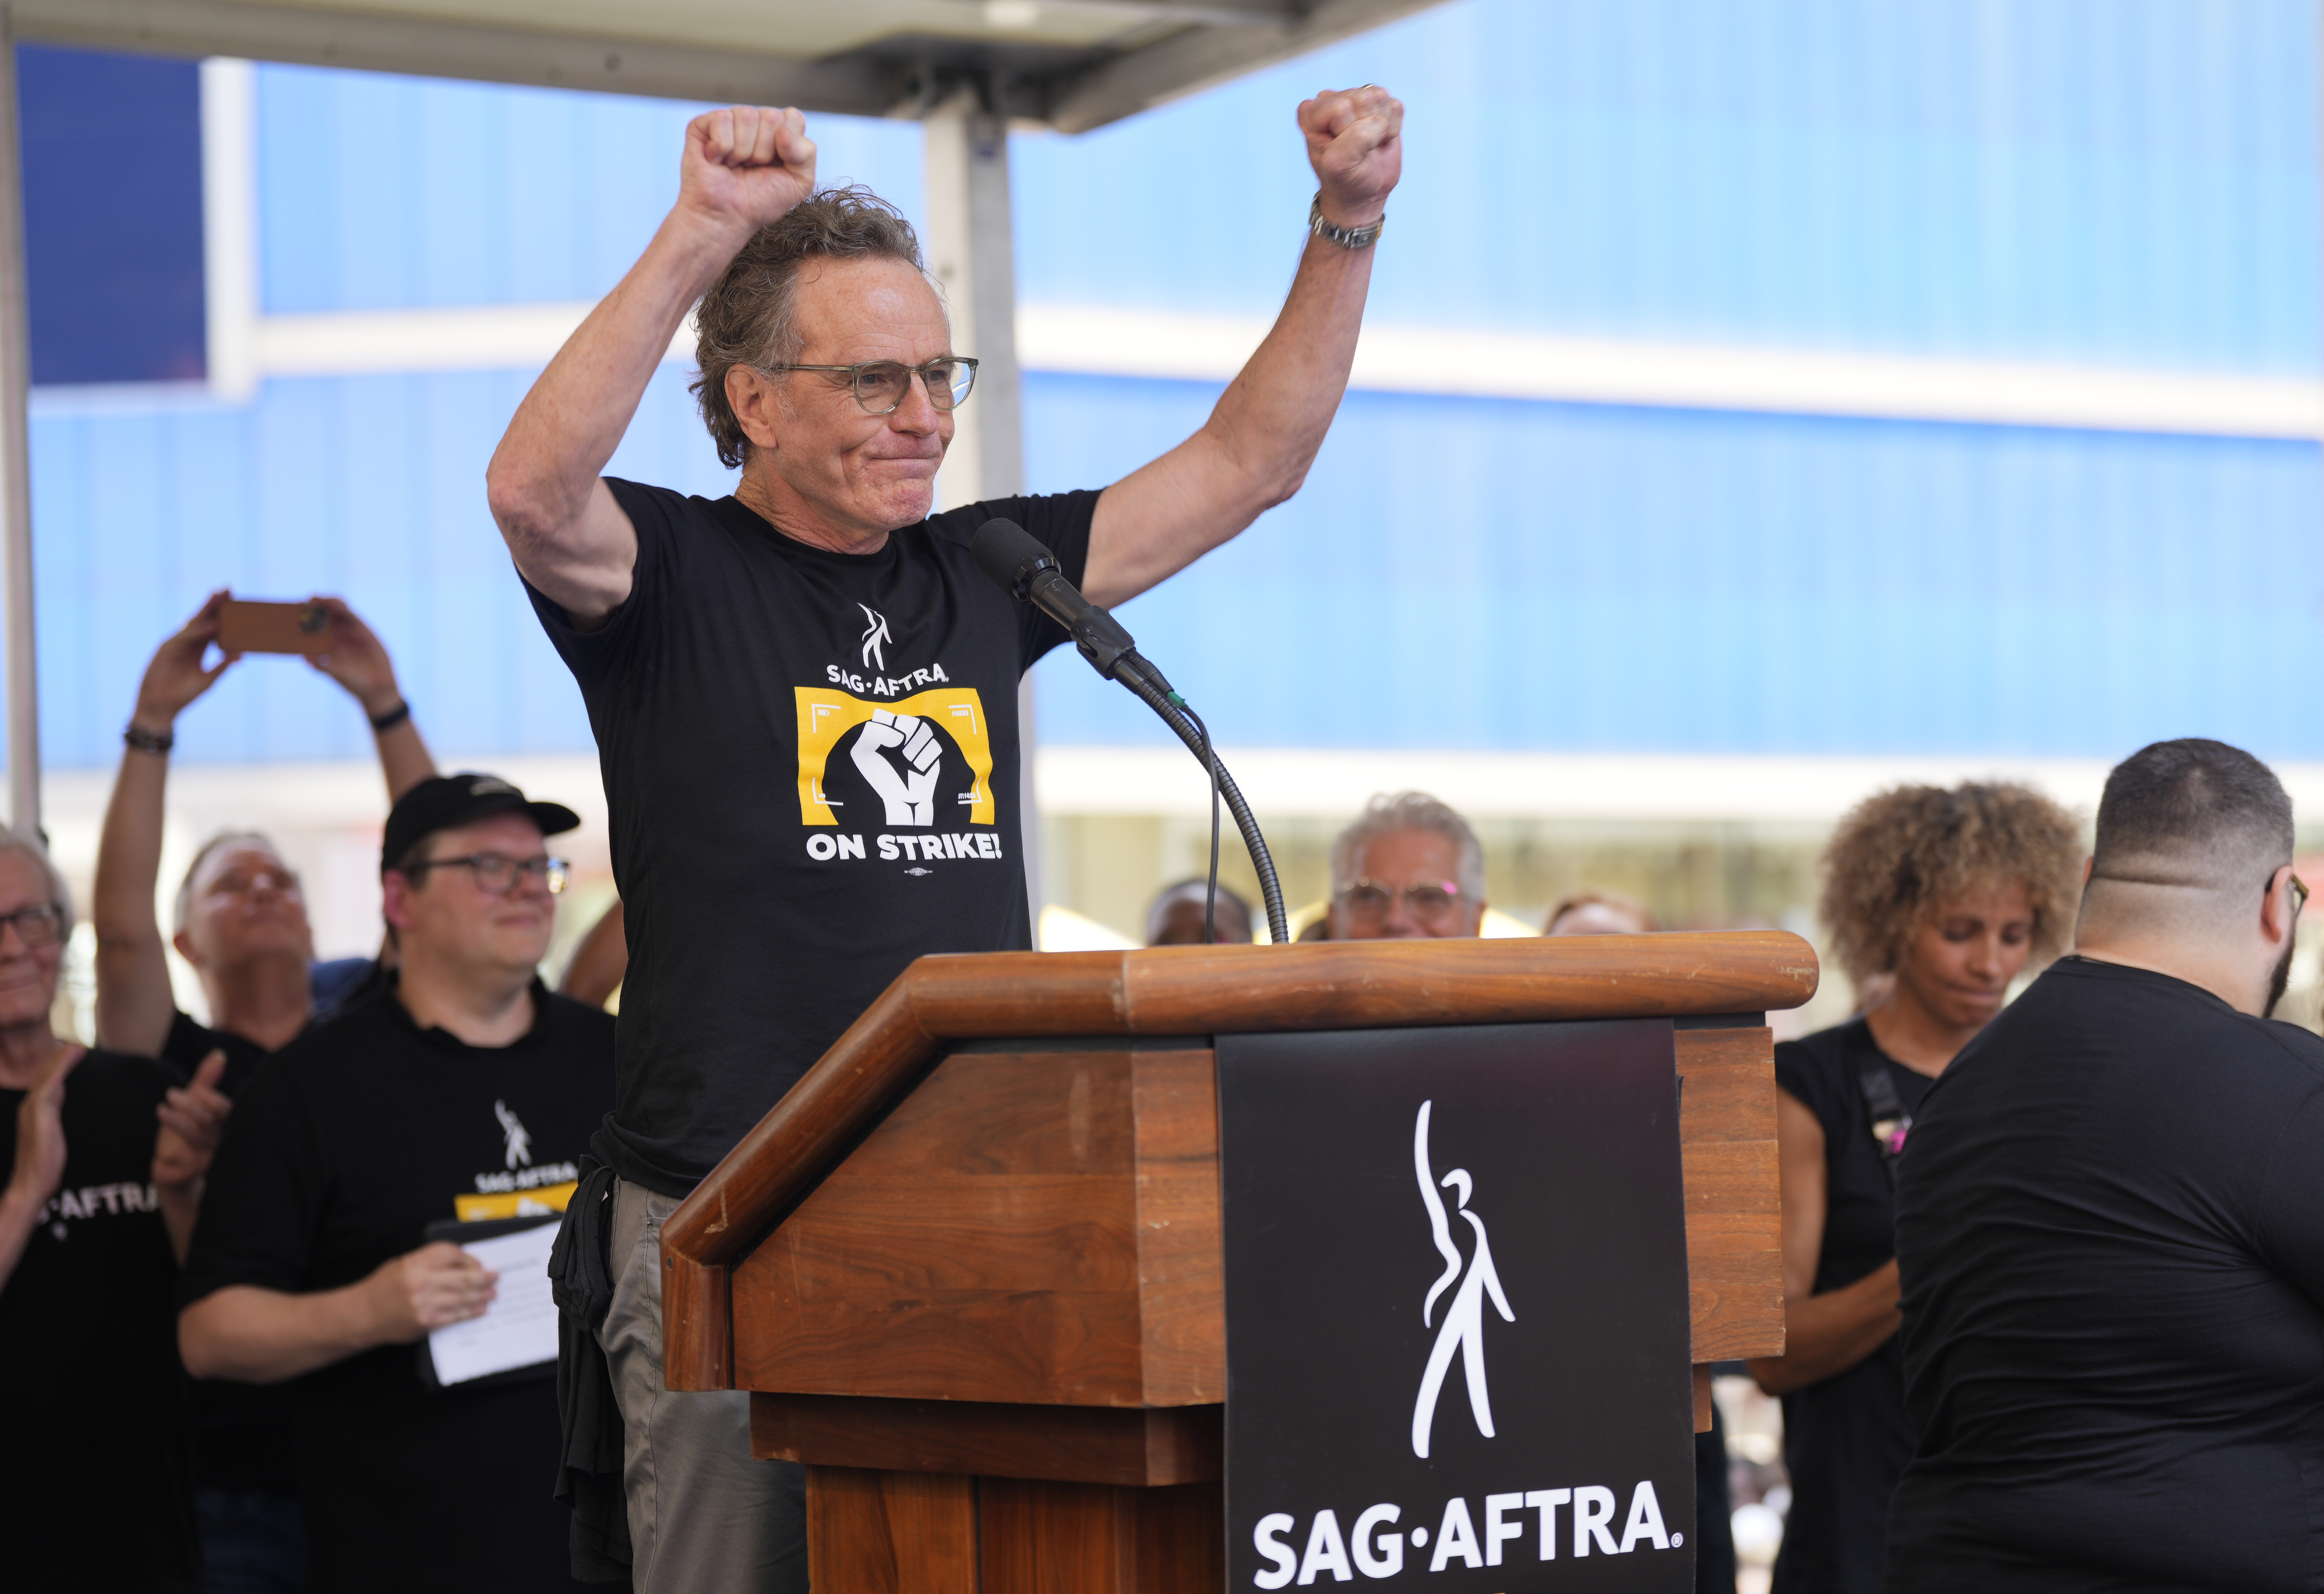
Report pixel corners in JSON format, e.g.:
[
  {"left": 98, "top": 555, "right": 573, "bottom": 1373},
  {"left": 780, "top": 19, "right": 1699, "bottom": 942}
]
[{"left": 1411, "top": 1100, "right": 1516, "bottom": 1460}]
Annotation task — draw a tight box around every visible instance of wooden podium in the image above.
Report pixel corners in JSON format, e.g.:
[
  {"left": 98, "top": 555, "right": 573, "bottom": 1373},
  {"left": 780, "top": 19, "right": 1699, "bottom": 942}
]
[{"left": 661, "top": 933, "right": 1814, "bottom": 1592}]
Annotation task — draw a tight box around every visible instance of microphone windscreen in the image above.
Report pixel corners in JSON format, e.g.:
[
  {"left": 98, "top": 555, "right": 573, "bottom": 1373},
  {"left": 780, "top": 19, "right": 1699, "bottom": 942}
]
[{"left": 970, "top": 518, "right": 1053, "bottom": 594}]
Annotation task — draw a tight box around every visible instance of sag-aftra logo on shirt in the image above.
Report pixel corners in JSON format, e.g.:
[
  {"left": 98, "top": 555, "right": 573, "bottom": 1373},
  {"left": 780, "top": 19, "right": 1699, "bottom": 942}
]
[{"left": 792, "top": 668, "right": 1005, "bottom": 872}]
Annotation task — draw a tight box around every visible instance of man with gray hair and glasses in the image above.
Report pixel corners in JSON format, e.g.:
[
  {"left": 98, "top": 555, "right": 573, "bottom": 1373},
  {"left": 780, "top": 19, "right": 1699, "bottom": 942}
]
[
  {"left": 1328, "top": 791, "right": 1489, "bottom": 940},
  {"left": 1886, "top": 738, "right": 2324, "bottom": 1591},
  {"left": 488, "top": 85, "right": 1406, "bottom": 1590}
]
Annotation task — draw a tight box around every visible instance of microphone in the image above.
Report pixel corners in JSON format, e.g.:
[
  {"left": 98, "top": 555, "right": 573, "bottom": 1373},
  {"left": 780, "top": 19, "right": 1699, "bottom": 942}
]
[
  {"left": 971, "top": 518, "right": 1289, "bottom": 945},
  {"left": 970, "top": 518, "right": 1146, "bottom": 685}
]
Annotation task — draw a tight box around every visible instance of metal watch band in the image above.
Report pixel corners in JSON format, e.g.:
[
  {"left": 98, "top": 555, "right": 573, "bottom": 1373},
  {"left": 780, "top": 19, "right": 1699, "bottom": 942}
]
[
  {"left": 1308, "top": 193, "right": 1384, "bottom": 250},
  {"left": 123, "top": 723, "right": 174, "bottom": 754}
]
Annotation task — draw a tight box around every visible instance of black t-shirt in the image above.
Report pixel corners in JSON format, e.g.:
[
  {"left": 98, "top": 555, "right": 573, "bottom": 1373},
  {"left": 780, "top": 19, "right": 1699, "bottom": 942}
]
[
  {"left": 526, "top": 480, "right": 1097, "bottom": 1194},
  {"left": 0, "top": 1049, "right": 200, "bottom": 1592},
  {"left": 1770, "top": 1017, "right": 1934, "bottom": 1594},
  {"left": 162, "top": 1006, "right": 323, "bottom": 1494},
  {"left": 180, "top": 981, "right": 614, "bottom": 1593},
  {"left": 1888, "top": 957, "right": 2324, "bottom": 1592},
  {"left": 159, "top": 956, "right": 384, "bottom": 1094}
]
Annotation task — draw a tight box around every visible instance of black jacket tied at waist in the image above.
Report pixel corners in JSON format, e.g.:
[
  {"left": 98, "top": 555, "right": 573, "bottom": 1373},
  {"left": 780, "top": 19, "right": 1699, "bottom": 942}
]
[{"left": 550, "top": 1160, "right": 630, "bottom": 1581}]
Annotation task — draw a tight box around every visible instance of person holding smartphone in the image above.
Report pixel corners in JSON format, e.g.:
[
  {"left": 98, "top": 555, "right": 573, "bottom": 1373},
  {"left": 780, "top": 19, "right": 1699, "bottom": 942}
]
[{"left": 91, "top": 589, "right": 438, "bottom": 1589}]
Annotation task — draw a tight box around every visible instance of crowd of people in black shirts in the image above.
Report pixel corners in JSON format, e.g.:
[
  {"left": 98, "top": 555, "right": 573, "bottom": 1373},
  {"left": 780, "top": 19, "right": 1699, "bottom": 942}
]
[
  {"left": 8, "top": 617, "right": 2323, "bottom": 1594},
  {"left": 1156, "top": 754, "right": 2324, "bottom": 1594},
  {"left": 0, "top": 593, "right": 623, "bottom": 1592},
  {"left": 12, "top": 84, "right": 2324, "bottom": 1594}
]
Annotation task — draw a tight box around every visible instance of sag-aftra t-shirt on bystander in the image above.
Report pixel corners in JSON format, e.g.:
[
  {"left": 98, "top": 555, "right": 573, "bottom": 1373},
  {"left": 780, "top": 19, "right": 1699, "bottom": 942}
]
[
  {"left": 525, "top": 479, "right": 1097, "bottom": 1195},
  {"left": 180, "top": 981, "right": 613, "bottom": 1594}
]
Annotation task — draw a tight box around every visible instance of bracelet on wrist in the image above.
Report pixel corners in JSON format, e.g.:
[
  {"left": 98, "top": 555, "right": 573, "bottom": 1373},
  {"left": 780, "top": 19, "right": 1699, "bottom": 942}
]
[
  {"left": 368, "top": 699, "right": 411, "bottom": 733},
  {"left": 123, "top": 723, "right": 174, "bottom": 755},
  {"left": 1309, "top": 192, "right": 1385, "bottom": 250}
]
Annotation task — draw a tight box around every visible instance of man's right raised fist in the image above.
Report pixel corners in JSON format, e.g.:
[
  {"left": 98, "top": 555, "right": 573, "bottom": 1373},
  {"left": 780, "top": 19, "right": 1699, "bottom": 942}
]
[{"left": 679, "top": 105, "right": 818, "bottom": 240}]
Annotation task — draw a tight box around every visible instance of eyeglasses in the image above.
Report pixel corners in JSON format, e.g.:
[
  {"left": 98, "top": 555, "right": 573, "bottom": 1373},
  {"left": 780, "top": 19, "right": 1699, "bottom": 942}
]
[
  {"left": 1337, "top": 877, "right": 1465, "bottom": 928},
  {"left": 208, "top": 864, "right": 300, "bottom": 898},
  {"left": 405, "top": 853, "right": 570, "bottom": 897},
  {"left": 2284, "top": 870, "right": 2309, "bottom": 921},
  {"left": 0, "top": 902, "right": 63, "bottom": 949},
  {"left": 762, "top": 357, "right": 978, "bottom": 415}
]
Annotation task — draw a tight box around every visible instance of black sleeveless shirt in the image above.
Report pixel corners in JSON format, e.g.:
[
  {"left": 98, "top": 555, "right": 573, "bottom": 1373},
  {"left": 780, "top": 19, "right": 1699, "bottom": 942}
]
[{"left": 1770, "top": 1018, "right": 1934, "bottom": 1594}]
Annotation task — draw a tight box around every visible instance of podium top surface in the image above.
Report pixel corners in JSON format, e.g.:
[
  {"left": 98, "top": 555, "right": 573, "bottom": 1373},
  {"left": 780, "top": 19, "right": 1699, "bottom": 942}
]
[{"left": 664, "top": 933, "right": 1816, "bottom": 1275}]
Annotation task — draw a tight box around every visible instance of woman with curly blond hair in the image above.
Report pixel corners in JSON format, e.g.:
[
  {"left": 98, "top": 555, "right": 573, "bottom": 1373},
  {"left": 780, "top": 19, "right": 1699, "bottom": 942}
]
[{"left": 1747, "top": 781, "right": 2082, "bottom": 1594}]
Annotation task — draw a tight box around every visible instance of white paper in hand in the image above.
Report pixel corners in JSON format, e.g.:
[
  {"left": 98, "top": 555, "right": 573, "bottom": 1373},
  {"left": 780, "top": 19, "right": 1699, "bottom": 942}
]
[{"left": 426, "top": 1220, "right": 560, "bottom": 1386}]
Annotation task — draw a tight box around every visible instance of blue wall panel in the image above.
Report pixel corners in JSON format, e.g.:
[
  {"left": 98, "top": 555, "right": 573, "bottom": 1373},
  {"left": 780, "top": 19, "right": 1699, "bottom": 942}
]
[
  {"left": 1026, "top": 373, "right": 2324, "bottom": 763},
  {"left": 1011, "top": 0, "right": 2317, "bottom": 370},
  {"left": 257, "top": 67, "right": 927, "bottom": 314},
  {"left": 21, "top": 46, "right": 207, "bottom": 383},
  {"left": 28, "top": 371, "right": 736, "bottom": 769},
  {"left": 17, "top": 1, "right": 2324, "bottom": 771}
]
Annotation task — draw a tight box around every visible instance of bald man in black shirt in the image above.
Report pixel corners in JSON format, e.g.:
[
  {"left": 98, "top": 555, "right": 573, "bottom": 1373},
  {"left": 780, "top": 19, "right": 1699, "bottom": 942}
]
[{"left": 1887, "top": 738, "right": 2324, "bottom": 1592}]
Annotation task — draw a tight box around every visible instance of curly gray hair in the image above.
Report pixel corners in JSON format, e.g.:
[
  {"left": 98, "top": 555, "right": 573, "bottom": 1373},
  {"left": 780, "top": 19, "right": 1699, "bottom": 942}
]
[{"left": 1329, "top": 791, "right": 1486, "bottom": 901}]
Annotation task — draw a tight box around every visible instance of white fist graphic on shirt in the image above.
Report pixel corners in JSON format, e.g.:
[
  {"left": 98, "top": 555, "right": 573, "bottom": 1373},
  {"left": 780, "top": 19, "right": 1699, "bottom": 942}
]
[{"left": 851, "top": 708, "right": 944, "bottom": 825}]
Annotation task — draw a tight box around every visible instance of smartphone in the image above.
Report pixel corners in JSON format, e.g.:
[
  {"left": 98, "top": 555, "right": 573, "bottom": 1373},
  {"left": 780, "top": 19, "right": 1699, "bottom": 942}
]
[{"left": 216, "top": 599, "right": 332, "bottom": 656}]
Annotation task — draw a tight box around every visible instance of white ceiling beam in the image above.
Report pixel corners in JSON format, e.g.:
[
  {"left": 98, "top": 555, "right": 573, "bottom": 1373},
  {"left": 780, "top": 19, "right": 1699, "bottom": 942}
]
[
  {"left": 13, "top": 0, "right": 1453, "bottom": 132},
  {"left": 1045, "top": 0, "right": 1434, "bottom": 132},
  {"left": 11, "top": 0, "right": 897, "bottom": 115}
]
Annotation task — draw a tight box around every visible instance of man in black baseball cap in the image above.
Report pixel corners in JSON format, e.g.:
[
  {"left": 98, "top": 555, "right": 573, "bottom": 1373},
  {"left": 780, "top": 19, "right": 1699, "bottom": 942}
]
[
  {"left": 380, "top": 773, "right": 581, "bottom": 881},
  {"left": 179, "top": 771, "right": 613, "bottom": 1591}
]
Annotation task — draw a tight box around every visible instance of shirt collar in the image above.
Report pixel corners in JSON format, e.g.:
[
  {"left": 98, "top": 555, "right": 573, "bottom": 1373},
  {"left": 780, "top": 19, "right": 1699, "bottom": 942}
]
[{"left": 384, "top": 971, "right": 556, "bottom": 1051}]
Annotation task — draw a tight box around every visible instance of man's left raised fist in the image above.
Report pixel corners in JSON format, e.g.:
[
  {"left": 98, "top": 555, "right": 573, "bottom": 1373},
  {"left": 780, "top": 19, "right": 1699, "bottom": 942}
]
[{"left": 1299, "top": 85, "right": 1404, "bottom": 230}]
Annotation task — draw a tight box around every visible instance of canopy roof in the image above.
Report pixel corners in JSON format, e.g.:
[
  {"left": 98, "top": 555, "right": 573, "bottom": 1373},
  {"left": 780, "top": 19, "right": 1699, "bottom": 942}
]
[{"left": 22, "top": 0, "right": 1445, "bottom": 131}]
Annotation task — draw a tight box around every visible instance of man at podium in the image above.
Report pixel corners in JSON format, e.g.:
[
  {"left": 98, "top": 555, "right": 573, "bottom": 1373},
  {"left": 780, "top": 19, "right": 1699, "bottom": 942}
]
[{"left": 487, "top": 85, "right": 1406, "bottom": 1592}]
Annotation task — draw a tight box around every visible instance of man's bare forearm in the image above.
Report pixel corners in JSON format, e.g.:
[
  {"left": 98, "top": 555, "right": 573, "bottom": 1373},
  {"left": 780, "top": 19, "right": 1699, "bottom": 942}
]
[
  {"left": 1082, "top": 86, "right": 1399, "bottom": 606},
  {"left": 1209, "top": 232, "right": 1376, "bottom": 500},
  {"left": 92, "top": 748, "right": 175, "bottom": 1058},
  {"left": 374, "top": 718, "right": 436, "bottom": 802},
  {"left": 1083, "top": 234, "right": 1376, "bottom": 607},
  {"left": 179, "top": 1282, "right": 383, "bottom": 1383},
  {"left": 487, "top": 210, "right": 743, "bottom": 552}
]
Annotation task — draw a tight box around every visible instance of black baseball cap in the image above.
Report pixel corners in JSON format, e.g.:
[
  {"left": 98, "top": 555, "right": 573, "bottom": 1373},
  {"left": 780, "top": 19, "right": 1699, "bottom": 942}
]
[{"left": 381, "top": 773, "right": 580, "bottom": 876}]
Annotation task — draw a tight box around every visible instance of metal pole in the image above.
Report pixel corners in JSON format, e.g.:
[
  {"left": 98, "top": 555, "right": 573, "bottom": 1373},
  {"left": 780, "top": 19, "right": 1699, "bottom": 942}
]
[
  {"left": 923, "top": 86, "right": 1023, "bottom": 508},
  {"left": 926, "top": 84, "right": 1043, "bottom": 931},
  {"left": 0, "top": 15, "right": 40, "bottom": 837}
]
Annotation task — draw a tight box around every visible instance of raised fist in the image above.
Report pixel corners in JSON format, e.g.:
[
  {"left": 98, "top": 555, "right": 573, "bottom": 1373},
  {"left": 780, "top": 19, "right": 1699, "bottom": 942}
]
[
  {"left": 851, "top": 709, "right": 944, "bottom": 827},
  {"left": 1299, "top": 85, "right": 1404, "bottom": 230},
  {"left": 678, "top": 106, "right": 818, "bottom": 242}
]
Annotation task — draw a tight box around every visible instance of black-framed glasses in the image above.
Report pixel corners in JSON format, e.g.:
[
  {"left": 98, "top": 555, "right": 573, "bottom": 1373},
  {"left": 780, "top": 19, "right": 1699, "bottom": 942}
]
[
  {"left": 405, "top": 853, "right": 570, "bottom": 897},
  {"left": 0, "top": 902, "right": 63, "bottom": 949},
  {"left": 763, "top": 357, "right": 978, "bottom": 415},
  {"left": 1337, "top": 877, "right": 1464, "bottom": 927}
]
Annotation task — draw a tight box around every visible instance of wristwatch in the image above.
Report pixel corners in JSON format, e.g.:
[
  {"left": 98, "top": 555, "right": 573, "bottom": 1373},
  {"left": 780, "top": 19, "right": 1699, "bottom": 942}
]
[{"left": 1309, "top": 193, "right": 1385, "bottom": 250}]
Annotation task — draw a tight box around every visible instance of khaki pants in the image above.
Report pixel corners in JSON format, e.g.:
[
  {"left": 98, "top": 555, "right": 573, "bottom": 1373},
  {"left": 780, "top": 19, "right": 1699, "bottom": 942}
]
[{"left": 601, "top": 1178, "right": 808, "bottom": 1593}]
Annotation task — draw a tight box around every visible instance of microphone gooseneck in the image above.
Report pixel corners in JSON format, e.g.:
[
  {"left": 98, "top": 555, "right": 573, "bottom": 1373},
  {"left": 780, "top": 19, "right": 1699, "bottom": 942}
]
[{"left": 971, "top": 518, "right": 1290, "bottom": 945}]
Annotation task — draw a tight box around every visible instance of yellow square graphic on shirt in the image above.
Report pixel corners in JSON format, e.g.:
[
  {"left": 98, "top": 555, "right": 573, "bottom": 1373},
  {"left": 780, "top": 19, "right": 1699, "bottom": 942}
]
[
  {"left": 795, "top": 687, "right": 995, "bottom": 828},
  {"left": 455, "top": 1183, "right": 576, "bottom": 1221}
]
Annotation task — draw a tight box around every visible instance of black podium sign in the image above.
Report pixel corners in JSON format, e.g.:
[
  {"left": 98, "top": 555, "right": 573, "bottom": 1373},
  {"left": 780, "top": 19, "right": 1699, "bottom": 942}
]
[{"left": 1218, "top": 1020, "right": 1696, "bottom": 1591}]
